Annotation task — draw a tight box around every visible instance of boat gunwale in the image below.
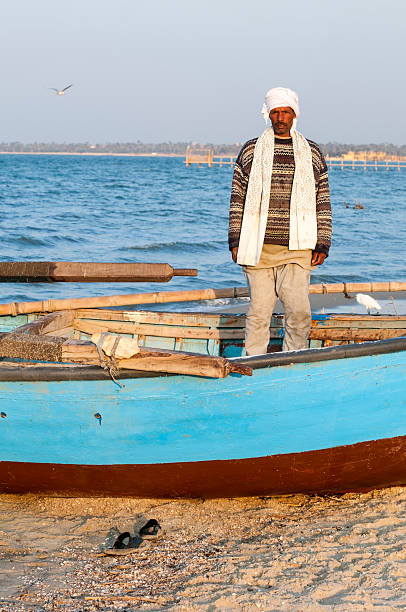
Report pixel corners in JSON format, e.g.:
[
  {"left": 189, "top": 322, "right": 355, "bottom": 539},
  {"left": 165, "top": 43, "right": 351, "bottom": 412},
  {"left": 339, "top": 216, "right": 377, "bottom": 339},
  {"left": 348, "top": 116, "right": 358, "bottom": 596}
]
[{"left": 0, "top": 336, "right": 404, "bottom": 382}]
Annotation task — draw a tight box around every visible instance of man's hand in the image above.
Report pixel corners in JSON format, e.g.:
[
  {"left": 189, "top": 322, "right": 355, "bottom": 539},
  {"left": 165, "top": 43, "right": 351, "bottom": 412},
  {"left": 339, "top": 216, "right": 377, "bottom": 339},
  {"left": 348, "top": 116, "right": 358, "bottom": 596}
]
[
  {"left": 311, "top": 251, "right": 326, "bottom": 266},
  {"left": 231, "top": 247, "right": 238, "bottom": 263}
]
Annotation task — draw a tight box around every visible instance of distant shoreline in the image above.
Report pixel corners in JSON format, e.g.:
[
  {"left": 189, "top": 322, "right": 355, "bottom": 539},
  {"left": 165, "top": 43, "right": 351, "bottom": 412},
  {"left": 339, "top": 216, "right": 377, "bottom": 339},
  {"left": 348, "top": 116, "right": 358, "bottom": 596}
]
[{"left": 0, "top": 151, "right": 185, "bottom": 157}]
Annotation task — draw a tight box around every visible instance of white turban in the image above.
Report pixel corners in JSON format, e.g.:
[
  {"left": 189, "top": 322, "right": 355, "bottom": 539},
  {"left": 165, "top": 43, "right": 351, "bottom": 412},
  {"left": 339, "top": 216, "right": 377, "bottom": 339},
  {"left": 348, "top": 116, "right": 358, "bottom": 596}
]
[{"left": 261, "top": 87, "right": 300, "bottom": 130}]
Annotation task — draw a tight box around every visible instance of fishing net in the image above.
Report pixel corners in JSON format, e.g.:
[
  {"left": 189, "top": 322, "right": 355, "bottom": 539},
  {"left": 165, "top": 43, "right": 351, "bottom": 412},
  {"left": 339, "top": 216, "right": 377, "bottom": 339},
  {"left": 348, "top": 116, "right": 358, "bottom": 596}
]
[{"left": 0, "top": 333, "right": 64, "bottom": 362}]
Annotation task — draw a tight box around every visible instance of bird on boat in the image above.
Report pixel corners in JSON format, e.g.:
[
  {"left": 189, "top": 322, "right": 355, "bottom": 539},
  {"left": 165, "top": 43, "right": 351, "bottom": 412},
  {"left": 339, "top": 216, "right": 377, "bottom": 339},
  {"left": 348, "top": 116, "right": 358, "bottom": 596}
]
[
  {"left": 356, "top": 293, "right": 382, "bottom": 314},
  {"left": 50, "top": 84, "right": 73, "bottom": 96}
]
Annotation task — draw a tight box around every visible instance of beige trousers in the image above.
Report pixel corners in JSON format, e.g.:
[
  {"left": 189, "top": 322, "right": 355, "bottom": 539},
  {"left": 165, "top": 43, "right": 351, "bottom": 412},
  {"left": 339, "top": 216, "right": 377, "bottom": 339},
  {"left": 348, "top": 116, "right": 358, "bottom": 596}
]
[{"left": 243, "top": 263, "right": 311, "bottom": 355}]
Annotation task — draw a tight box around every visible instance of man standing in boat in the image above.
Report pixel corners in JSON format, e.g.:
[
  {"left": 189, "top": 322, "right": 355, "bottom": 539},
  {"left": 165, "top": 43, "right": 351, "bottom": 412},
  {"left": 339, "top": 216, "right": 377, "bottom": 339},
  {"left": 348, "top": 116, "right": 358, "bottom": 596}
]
[{"left": 229, "top": 87, "right": 332, "bottom": 354}]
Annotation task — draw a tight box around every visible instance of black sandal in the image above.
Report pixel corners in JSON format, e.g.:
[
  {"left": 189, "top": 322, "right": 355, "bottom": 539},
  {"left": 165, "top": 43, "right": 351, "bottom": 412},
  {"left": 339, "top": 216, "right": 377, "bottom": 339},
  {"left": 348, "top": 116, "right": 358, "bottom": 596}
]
[
  {"left": 139, "top": 519, "right": 164, "bottom": 540},
  {"left": 104, "top": 531, "right": 144, "bottom": 556}
]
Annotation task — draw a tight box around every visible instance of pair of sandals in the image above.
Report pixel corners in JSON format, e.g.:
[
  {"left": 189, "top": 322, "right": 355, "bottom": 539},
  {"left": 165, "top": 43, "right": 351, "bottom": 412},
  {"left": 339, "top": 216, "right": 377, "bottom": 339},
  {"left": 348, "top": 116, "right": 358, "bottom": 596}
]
[{"left": 104, "top": 519, "right": 164, "bottom": 556}]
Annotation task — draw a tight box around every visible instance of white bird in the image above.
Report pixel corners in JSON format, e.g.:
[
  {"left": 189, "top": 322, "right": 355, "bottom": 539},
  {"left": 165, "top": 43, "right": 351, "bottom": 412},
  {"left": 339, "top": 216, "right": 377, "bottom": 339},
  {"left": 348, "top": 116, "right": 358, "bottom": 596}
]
[
  {"left": 356, "top": 293, "right": 382, "bottom": 314},
  {"left": 50, "top": 84, "right": 73, "bottom": 96}
]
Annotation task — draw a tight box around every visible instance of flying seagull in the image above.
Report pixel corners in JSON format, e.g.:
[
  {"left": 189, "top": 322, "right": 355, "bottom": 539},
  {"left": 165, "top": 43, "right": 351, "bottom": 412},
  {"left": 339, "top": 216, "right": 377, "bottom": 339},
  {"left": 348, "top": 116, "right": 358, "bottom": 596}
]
[{"left": 50, "top": 84, "right": 73, "bottom": 96}]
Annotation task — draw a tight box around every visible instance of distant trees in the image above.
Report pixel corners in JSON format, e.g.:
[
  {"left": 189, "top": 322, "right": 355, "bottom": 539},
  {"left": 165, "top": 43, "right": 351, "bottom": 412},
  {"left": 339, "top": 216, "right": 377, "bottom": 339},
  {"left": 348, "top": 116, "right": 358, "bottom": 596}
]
[
  {"left": 320, "top": 142, "right": 406, "bottom": 157},
  {"left": 1, "top": 141, "right": 406, "bottom": 158}
]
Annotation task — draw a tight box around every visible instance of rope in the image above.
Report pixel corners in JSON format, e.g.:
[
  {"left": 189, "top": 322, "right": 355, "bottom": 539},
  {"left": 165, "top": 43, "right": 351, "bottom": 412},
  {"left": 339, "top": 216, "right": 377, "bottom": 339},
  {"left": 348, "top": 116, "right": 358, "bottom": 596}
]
[{"left": 95, "top": 333, "right": 125, "bottom": 389}]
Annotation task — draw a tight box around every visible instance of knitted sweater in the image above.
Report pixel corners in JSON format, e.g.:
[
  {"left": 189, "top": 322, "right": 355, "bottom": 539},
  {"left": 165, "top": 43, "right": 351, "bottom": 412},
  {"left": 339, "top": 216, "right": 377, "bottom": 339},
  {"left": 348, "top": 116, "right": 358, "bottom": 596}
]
[{"left": 229, "top": 136, "right": 332, "bottom": 256}]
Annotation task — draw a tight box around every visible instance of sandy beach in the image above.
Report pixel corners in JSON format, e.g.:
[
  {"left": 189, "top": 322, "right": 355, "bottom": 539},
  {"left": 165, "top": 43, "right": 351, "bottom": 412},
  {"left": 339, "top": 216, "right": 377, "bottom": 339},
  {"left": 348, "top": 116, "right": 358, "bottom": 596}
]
[{"left": 1, "top": 487, "right": 405, "bottom": 611}]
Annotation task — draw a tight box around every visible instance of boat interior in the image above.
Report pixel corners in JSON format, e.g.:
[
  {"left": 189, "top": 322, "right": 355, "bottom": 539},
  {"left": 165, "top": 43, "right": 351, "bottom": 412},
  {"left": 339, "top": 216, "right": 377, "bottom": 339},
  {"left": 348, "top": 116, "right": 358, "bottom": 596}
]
[
  {"left": 0, "top": 306, "right": 403, "bottom": 381},
  {"left": 1, "top": 308, "right": 406, "bottom": 356}
]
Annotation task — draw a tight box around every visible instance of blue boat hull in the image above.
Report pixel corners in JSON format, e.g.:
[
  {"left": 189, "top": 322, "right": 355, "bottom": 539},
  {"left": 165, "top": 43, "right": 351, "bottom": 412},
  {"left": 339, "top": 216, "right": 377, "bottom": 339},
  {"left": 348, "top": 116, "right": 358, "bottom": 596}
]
[{"left": 1, "top": 338, "right": 405, "bottom": 496}]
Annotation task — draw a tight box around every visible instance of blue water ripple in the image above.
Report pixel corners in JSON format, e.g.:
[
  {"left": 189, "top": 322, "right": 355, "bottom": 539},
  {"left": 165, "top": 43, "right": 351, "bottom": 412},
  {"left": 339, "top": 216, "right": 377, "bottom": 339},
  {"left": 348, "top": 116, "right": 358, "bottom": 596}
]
[{"left": 0, "top": 155, "right": 404, "bottom": 306}]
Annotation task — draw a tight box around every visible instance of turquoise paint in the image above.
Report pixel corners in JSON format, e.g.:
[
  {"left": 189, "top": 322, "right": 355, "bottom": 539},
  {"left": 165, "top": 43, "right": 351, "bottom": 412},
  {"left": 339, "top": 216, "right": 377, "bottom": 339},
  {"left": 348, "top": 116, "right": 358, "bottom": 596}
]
[
  {"left": 0, "top": 314, "right": 29, "bottom": 333},
  {"left": 0, "top": 350, "right": 405, "bottom": 465}
]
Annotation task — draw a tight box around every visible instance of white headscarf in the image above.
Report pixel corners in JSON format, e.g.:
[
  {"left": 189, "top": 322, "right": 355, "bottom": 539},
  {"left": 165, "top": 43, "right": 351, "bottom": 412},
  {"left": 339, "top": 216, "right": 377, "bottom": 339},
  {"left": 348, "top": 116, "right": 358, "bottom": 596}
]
[
  {"left": 261, "top": 87, "right": 300, "bottom": 131},
  {"left": 237, "top": 87, "right": 317, "bottom": 266}
]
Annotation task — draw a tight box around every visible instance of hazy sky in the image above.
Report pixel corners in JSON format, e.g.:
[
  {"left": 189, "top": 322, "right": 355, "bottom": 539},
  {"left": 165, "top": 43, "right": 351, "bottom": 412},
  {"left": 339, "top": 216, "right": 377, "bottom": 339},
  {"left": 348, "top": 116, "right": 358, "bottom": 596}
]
[{"left": 1, "top": 0, "right": 405, "bottom": 144}]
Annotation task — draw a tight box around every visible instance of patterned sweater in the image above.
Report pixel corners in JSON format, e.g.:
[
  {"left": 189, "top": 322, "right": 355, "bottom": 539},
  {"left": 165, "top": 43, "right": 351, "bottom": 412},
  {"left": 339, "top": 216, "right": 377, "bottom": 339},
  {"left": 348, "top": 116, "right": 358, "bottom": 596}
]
[{"left": 228, "top": 136, "right": 332, "bottom": 256}]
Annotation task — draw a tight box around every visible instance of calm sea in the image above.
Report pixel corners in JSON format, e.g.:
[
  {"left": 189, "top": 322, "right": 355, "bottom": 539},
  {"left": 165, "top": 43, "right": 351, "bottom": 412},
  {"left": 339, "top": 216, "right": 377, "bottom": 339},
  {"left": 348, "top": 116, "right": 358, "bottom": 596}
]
[{"left": 0, "top": 154, "right": 404, "bottom": 310}]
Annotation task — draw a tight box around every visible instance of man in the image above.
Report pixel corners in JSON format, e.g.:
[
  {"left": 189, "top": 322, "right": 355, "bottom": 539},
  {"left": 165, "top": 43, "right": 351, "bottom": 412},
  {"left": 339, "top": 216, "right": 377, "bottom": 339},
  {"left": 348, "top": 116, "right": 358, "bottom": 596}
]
[{"left": 228, "top": 87, "right": 332, "bottom": 354}]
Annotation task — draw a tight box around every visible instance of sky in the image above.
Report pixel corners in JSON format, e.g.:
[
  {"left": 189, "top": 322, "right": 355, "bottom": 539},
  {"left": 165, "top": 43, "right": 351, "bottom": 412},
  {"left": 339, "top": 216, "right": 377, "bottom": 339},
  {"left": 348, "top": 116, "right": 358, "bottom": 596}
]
[{"left": 1, "top": 0, "right": 405, "bottom": 144}]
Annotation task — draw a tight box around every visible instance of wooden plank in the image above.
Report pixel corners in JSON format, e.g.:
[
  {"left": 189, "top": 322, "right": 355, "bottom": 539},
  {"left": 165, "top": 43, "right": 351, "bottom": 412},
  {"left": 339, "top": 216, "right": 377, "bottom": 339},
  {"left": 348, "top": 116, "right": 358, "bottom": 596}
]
[
  {"left": 9, "top": 311, "right": 75, "bottom": 336},
  {"left": 0, "top": 261, "right": 197, "bottom": 283},
  {"left": 75, "top": 308, "right": 248, "bottom": 328},
  {"left": 47, "top": 326, "right": 75, "bottom": 338},
  {"left": 73, "top": 318, "right": 245, "bottom": 340},
  {"left": 309, "top": 328, "right": 406, "bottom": 341},
  {"left": 318, "top": 314, "right": 406, "bottom": 321},
  {"left": 312, "top": 316, "right": 406, "bottom": 329},
  {"left": 0, "top": 332, "right": 252, "bottom": 378},
  {"left": 63, "top": 342, "right": 252, "bottom": 377},
  {"left": 75, "top": 311, "right": 283, "bottom": 330}
]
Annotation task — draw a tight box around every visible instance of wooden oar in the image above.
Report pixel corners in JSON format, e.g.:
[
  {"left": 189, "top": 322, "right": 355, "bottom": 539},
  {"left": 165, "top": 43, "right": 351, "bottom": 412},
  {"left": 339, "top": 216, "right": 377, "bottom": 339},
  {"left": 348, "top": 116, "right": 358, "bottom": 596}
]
[
  {"left": 0, "top": 287, "right": 248, "bottom": 316},
  {"left": 0, "top": 261, "right": 197, "bottom": 283},
  {"left": 0, "top": 281, "right": 405, "bottom": 317},
  {"left": 309, "top": 281, "right": 406, "bottom": 295}
]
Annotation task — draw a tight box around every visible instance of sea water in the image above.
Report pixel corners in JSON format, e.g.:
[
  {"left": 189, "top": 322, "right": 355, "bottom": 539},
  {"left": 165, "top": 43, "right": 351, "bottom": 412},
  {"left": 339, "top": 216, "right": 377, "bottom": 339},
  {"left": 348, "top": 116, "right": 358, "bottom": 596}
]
[{"left": 0, "top": 154, "right": 404, "bottom": 312}]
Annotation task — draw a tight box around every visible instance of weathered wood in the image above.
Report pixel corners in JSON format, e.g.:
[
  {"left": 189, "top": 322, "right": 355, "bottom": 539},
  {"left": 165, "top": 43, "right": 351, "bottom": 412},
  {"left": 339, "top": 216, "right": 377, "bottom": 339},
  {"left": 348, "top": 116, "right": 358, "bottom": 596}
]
[
  {"left": 76, "top": 308, "right": 247, "bottom": 328},
  {"left": 73, "top": 318, "right": 244, "bottom": 340},
  {"left": 0, "top": 287, "right": 248, "bottom": 316},
  {"left": 0, "top": 281, "right": 405, "bottom": 316},
  {"left": 309, "top": 328, "right": 406, "bottom": 341},
  {"left": 320, "top": 314, "right": 406, "bottom": 322},
  {"left": 0, "top": 330, "right": 252, "bottom": 378},
  {"left": 62, "top": 341, "right": 252, "bottom": 377},
  {"left": 0, "top": 261, "right": 197, "bottom": 283},
  {"left": 311, "top": 316, "right": 406, "bottom": 329},
  {"left": 309, "top": 281, "right": 406, "bottom": 294},
  {"left": 8, "top": 311, "right": 75, "bottom": 336}
]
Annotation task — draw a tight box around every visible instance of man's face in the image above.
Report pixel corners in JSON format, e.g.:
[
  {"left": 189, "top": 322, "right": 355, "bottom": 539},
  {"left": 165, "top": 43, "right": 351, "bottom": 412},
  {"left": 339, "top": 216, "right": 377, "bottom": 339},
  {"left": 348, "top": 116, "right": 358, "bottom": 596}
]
[{"left": 269, "top": 106, "right": 296, "bottom": 136}]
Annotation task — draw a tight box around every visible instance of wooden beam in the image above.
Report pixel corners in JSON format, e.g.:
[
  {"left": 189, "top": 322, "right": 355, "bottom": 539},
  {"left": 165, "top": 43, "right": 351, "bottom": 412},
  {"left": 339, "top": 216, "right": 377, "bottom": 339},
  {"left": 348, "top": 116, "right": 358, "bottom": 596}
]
[
  {"left": 309, "top": 328, "right": 406, "bottom": 341},
  {"left": 0, "top": 261, "right": 197, "bottom": 283},
  {"left": 309, "top": 281, "right": 406, "bottom": 294},
  {"left": 63, "top": 342, "right": 252, "bottom": 377},
  {"left": 9, "top": 311, "right": 75, "bottom": 336},
  {"left": 0, "top": 332, "right": 251, "bottom": 378},
  {"left": 0, "top": 287, "right": 248, "bottom": 316},
  {"left": 311, "top": 315, "right": 406, "bottom": 329},
  {"left": 0, "top": 281, "right": 405, "bottom": 317},
  {"left": 73, "top": 318, "right": 244, "bottom": 340},
  {"left": 75, "top": 308, "right": 248, "bottom": 328}
]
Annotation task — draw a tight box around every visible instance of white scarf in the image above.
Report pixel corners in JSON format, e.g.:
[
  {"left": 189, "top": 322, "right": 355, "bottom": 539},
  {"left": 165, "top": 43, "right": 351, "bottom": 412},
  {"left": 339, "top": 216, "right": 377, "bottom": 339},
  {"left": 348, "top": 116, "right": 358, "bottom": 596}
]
[{"left": 237, "top": 127, "right": 317, "bottom": 266}]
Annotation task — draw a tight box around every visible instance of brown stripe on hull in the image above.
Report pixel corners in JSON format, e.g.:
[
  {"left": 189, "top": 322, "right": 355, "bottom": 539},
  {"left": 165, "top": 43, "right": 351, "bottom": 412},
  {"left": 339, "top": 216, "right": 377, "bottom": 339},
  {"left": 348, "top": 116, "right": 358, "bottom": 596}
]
[{"left": 1, "top": 435, "right": 406, "bottom": 497}]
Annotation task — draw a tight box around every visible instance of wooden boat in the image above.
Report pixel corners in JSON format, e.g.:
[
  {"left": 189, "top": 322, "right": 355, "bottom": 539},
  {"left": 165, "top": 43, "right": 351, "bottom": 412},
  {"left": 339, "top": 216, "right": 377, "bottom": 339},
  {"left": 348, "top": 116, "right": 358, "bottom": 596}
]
[{"left": 0, "top": 292, "right": 405, "bottom": 498}]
